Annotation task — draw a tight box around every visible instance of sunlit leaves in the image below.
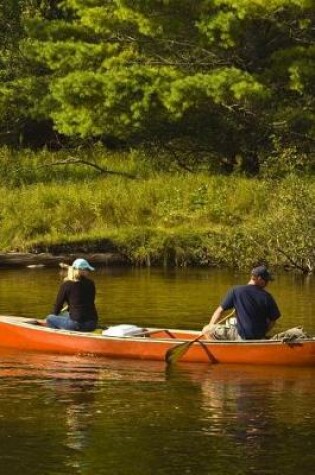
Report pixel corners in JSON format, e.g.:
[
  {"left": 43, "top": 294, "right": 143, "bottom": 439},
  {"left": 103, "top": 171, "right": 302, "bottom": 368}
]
[
  {"left": 49, "top": 66, "right": 175, "bottom": 137},
  {"left": 0, "top": 0, "right": 314, "bottom": 173},
  {"left": 162, "top": 69, "right": 268, "bottom": 116}
]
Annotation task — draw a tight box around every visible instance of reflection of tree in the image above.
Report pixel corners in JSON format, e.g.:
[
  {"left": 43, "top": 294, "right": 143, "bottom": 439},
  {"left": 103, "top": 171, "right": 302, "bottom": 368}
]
[{"left": 198, "top": 365, "right": 315, "bottom": 473}]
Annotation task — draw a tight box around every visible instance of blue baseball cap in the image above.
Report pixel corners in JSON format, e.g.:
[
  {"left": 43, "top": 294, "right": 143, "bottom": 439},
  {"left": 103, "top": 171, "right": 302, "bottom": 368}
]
[
  {"left": 72, "top": 258, "right": 95, "bottom": 271},
  {"left": 251, "top": 265, "right": 273, "bottom": 281}
]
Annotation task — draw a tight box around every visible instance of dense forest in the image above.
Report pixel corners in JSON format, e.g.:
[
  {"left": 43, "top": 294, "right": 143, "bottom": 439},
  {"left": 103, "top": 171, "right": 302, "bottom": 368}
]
[
  {"left": 0, "top": 1, "right": 314, "bottom": 270},
  {"left": 1, "top": 0, "right": 314, "bottom": 173}
]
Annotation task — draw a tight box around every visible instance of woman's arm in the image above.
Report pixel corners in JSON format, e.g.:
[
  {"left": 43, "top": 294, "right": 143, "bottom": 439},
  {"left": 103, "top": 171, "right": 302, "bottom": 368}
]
[{"left": 53, "top": 282, "right": 68, "bottom": 315}]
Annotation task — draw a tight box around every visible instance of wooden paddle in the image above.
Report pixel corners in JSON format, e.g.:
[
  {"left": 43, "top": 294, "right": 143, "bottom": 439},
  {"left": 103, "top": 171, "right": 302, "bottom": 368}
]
[{"left": 165, "top": 311, "right": 235, "bottom": 365}]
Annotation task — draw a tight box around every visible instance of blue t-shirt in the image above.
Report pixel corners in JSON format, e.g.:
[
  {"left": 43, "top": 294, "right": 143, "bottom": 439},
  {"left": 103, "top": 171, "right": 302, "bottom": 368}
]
[{"left": 221, "top": 285, "right": 281, "bottom": 339}]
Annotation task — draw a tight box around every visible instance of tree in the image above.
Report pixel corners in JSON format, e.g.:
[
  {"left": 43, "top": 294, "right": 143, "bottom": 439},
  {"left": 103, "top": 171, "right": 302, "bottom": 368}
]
[
  {"left": 0, "top": 1, "right": 65, "bottom": 146},
  {"left": 0, "top": 0, "right": 25, "bottom": 142},
  {"left": 1, "top": 0, "right": 314, "bottom": 173}
]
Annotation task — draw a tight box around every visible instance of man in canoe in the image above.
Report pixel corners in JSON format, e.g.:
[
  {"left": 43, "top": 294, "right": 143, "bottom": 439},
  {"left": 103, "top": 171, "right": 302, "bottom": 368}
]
[
  {"left": 202, "top": 265, "right": 281, "bottom": 340},
  {"left": 46, "top": 258, "right": 98, "bottom": 331}
]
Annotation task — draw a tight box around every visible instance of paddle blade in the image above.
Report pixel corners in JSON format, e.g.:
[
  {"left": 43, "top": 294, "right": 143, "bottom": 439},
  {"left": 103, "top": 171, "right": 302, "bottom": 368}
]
[{"left": 165, "top": 340, "right": 194, "bottom": 365}]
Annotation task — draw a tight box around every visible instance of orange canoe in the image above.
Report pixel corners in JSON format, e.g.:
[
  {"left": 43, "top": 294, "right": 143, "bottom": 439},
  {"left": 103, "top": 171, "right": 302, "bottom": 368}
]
[{"left": 0, "top": 316, "right": 314, "bottom": 366}]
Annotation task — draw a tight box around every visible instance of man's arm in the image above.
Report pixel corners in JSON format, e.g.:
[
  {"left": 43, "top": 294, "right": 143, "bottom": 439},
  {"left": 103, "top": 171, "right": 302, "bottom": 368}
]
[
  {"left": 202, "top": 305, "right": 225, "bottom": 334},
  {"left": 266, "top": 295, "right": 281, "bottom": 335}
]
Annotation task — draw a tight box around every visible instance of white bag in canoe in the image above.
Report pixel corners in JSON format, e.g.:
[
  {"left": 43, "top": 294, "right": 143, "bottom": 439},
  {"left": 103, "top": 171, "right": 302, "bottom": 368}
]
[{"left": 102, "top": 324, "right": 145, "bottom": 337}]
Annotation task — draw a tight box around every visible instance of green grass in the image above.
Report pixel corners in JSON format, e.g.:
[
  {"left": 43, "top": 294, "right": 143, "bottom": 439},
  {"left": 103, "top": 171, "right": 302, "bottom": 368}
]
[{"left": 0, "top": 147, "right": 314, "bottom": 269}]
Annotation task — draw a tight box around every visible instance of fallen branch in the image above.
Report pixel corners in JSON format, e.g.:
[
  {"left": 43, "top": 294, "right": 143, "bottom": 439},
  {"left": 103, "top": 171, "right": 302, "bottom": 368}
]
[
  {"left": 277, "top": 247, "right": 313, "bottom": 274},
  {"left": 39, "top": 157, "right": 137, "bottom": 179}
]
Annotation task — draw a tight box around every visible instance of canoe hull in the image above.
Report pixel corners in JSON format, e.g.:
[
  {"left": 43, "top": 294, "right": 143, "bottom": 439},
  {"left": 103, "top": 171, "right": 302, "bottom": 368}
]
[{"left": 0, "top": 316, "right": 314, "bottom": 366}]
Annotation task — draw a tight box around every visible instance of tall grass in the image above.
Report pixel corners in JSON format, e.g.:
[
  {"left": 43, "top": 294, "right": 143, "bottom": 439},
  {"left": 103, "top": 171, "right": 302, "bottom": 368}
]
[{"left": 0, "top": 147, "right": 314, "bottom": 268}]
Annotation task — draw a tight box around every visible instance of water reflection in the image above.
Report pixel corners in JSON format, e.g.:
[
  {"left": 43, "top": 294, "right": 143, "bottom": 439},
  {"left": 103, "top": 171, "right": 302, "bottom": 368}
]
[
  {"left": 166, "top": 364, "right": 315, "bottom": 474},
  {"left": 0, "top": 350, "right": 314, "bottom": 475}
]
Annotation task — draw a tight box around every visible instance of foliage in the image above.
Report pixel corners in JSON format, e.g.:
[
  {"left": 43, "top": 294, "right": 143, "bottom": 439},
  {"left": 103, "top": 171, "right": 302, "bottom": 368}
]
[
  {"left": 263, "top": 176, "right": 315, "bottom": 271},
  {"left": 260, "top": 139, "right": 315, "bottom": 178},
  {"left": 0, "top": 0, "right": 314, "bottom": 174},
  {"left": 0, "top": 148, "right": 313, "bottom": 270},
  {"left": 0, "top": 145, "right": 147, "bottom": 186}
]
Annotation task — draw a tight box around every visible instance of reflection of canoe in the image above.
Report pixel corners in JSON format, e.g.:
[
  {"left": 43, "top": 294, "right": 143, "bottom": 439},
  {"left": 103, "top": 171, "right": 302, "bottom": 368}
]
[{"left": 0, "top": 316, "right": 314, "bottom": 366}]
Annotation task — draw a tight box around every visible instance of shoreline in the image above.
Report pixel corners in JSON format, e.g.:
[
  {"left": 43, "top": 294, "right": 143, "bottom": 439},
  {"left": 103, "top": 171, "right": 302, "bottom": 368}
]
[
  {"left": 0, "top": 252, "right": 313, "bottom": 274},
  {"left": 0, "top": 252, "right": 129, "bottom": 268}
]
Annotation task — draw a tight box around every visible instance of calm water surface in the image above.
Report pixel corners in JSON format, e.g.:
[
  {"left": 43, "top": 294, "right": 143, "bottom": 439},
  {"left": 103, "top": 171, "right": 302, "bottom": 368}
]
[{"left": 0, "top": 267, "right": 314, "bottom": 475}]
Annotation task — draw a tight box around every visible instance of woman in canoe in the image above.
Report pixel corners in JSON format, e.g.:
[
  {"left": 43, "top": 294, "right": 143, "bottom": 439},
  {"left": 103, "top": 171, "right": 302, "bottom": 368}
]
[
  {"left": 203, "top": 265, "right": 281, "bottom": 340},
  {"left": 46, "top": 258, "right": 98, "bottom": 331}
]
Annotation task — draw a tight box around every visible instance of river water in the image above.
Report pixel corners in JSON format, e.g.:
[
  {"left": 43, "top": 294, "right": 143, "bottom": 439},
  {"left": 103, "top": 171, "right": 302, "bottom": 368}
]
[{"left": 0, "top": 267, "right": 314, "bottom": 475}]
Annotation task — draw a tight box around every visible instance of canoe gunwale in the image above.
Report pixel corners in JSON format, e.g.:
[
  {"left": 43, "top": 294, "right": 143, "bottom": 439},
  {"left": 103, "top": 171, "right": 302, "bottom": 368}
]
[{"left": 0, "top": 315, "right": 314, "bottom": 345}]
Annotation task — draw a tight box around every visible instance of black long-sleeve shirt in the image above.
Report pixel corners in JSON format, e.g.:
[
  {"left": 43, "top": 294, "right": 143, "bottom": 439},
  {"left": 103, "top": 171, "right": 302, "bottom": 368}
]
[{"left": 53, "top": 277, "right": 98, "bottom": 323}]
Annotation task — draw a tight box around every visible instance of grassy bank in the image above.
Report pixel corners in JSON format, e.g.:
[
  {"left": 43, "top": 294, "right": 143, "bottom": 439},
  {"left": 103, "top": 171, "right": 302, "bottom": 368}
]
[{"left": 0, "top": 147, "right": 314, "bottom": 270}]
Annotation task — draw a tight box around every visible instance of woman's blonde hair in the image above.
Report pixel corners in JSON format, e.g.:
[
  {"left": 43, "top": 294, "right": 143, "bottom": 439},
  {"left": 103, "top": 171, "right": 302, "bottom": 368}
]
[{"left": 64, "top": 266, "right": 83, "bottom": 282}]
